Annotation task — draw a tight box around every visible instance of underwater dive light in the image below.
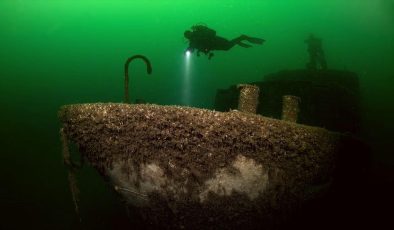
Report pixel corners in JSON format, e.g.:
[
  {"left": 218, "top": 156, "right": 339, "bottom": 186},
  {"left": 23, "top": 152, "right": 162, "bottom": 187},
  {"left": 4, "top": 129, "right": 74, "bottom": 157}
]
[{"left": 185, "top": 50, "right": 191, "bottom": 58}]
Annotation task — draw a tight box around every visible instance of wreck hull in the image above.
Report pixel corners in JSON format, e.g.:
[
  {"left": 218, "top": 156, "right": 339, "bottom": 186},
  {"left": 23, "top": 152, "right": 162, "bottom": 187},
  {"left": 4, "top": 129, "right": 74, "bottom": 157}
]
[{"left": 59, "top": 103, "right": 340, "bottom": 229}]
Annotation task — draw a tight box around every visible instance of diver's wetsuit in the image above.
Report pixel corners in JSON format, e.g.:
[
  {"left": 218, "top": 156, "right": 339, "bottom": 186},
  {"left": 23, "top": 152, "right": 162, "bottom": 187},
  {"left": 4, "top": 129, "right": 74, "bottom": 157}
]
[
  {"left": 305, "top": 34, "right": 327, "bottom": 70},
  {"left": 185, "top": 26, "right": 264, "bottom": 59},
  {"left": 210, "top": 36, "right": 235, "bottom": 50}
]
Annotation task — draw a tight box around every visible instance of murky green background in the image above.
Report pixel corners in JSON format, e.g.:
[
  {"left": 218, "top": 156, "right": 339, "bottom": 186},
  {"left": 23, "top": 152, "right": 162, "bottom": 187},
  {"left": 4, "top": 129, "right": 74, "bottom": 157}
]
[{"left": 1, "top": 0, "right": 393, "bottom": 229}]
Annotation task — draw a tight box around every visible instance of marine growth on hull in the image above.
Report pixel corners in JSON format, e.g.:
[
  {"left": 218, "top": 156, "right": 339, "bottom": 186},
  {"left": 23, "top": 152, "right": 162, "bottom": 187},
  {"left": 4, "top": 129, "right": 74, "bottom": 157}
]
[{"left": 59, "top": 48, "right": 364, "bottom": 229}]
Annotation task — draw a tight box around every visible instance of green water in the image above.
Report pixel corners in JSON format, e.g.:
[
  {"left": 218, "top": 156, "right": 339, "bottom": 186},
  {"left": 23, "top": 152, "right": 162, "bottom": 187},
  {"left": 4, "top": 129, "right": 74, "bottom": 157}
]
[{"left": 1, "top": 0, "right": 393, "bottom": 229}]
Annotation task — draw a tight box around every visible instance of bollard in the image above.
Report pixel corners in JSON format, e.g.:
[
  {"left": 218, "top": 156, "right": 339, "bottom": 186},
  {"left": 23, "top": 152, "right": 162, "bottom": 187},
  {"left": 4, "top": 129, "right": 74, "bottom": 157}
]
[
  {"left": 282, "top": 95, "right": 301, "bottom": 123},
  {"left": 237, "top": 84, "right": 260, "bottom": 114}
]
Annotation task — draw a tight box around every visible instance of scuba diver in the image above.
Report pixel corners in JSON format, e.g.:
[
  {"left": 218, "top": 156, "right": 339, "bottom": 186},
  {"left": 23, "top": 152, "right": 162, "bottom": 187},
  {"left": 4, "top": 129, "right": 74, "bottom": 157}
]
[
  {"left": 305, "top": 34, "right": 327, "bottom": 70},
  {"left": 184, "top": 25, "right": 265, "bottom": 59}
]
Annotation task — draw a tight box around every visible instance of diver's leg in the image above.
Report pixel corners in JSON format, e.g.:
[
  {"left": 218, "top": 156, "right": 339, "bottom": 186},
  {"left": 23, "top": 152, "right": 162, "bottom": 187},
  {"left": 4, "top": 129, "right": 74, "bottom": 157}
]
[
  {"left": 318, "top": 52, "right": 327, "bottom": 70},
  {"left": 309, "top": 53, "right": 317, "bottom": 70},
  {"left": 229, "top": 35, "right": 252, "bottom": 48},
  {"left": 231, "top": 35, "right": 265, "bottom": 47},
  {"left": 243, "top": 35, "right": 265, "bottom": 44},
  {"left": 321, "top": 60, "right": 327, "bottom": 70},
  {"left": 320, "top": 56, "right": 327, "bottom": 70},
  {"left": 238, "top": 42, "right": 252, "bottom": 48},
  {"left": 230, "top": 35, "right": 249, "bottom": 45},
  {"left": 214, "top": 37, "right": 236, "bottom": 50}
]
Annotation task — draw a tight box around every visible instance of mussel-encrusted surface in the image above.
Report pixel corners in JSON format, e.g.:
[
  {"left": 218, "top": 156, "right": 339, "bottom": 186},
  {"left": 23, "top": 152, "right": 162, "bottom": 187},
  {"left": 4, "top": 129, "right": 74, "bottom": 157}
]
[{"left": 59, "top": 103, "right": 340, "bottom": 229}]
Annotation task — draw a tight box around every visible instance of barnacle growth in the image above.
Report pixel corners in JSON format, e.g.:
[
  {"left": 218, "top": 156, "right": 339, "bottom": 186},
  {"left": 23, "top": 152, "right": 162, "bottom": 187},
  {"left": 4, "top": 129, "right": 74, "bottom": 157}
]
[
  {"left": 282, "top": 95, "right": 301, "bottom": 123},
  {"left": 237, "top": 84, "right": 260, "bottom": 113},
  {"left": 58, "top": 102, "right": 345, "bottom": 229}
]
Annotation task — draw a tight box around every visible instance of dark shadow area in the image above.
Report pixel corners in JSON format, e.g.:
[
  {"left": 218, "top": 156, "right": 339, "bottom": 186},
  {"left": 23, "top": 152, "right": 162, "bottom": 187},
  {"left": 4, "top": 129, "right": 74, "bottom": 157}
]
[{"left": 215, "top": 69, "right": 361, "bottom": 135}]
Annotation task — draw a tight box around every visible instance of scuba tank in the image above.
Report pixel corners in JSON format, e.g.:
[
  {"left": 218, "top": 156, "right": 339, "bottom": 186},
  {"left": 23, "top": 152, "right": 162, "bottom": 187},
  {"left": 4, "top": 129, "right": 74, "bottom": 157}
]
[{"left": 191, "top": 24, "right": 216, "bottom": 38}]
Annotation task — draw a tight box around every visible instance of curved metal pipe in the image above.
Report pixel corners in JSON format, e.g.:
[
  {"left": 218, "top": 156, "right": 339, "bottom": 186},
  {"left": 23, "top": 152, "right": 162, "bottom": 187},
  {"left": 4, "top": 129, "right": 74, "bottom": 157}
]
[{"left": 124, "top": 55, "right": 152, "bottom": 103}]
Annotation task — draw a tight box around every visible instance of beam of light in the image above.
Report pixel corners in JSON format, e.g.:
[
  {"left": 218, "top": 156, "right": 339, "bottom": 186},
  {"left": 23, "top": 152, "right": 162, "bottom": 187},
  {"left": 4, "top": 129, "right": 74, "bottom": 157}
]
[
  {"left": 186, "top": 50, "right": 191, "bottom": 58},
  {"left": 182, "top": 51, "right": 192, "bottom": 105}
]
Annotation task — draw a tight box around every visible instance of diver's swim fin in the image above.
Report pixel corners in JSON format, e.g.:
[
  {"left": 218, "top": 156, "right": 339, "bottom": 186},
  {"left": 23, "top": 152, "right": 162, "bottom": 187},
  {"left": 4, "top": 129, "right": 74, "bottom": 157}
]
[
  {"left": 238, "top": 42, "right": 252, "bottom": 48},
  {"left": 246, "top": 37, "right": 265, "bottom": 45}
]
